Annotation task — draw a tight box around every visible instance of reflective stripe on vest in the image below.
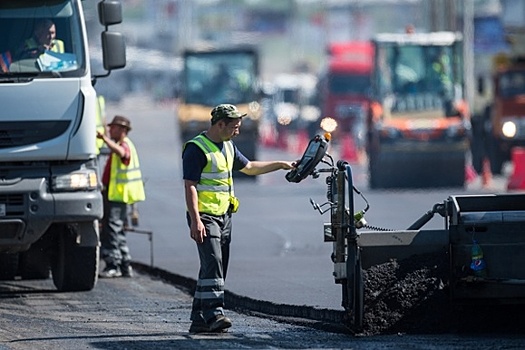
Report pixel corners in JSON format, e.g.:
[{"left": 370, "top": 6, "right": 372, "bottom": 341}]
[
  {"left": 24, "top": 38, "right": 65, "bottom": 54},
  {"left": 187, "top": 134, "right": 235, "bottom": 216},
  {"left": 108, "top": 137, "right": 146, "bottom": 204}
]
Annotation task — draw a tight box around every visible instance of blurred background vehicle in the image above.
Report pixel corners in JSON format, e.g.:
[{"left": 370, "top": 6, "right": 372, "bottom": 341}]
[{"left": 82, "top": 0, "right": 524, "bottom": 188}]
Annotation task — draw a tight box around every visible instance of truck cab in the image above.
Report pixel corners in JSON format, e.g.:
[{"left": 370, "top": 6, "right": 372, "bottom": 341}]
[
  {"left": 178, "top": 46, "right": 262, "bottom": 164},
  {"left": 487, "top": 53, "right": 525, "bottom": 174},
  {"left": 0, "top": 0, "right": 125, "bottom": 291},
  {"left": 317, "top": 41, "right": 373, "bottom": 147}
]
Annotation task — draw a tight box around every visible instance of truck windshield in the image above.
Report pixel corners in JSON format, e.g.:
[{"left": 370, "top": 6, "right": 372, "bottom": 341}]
[
  {"left": 184, "top": 52, "right": 257, "bottom": 106},
  {"left": 498, "top": 72, "right": 525, "bottom": 98},
  {"left": 376, "top": 43, "right": 460, "bottom": 114},
  {"left": 0, "top": 0, "right": 85, "bottom": 77},
  {"left": 329, "top": 73, "right": 371, "bottom": 95}
]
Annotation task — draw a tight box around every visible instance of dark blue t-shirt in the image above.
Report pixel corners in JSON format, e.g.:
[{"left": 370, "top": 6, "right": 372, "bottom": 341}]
[{"left": 182, "top": 135, "right": 249, "bottom": 182}]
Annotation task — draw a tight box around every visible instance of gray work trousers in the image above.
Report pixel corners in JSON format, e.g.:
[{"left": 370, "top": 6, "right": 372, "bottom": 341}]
[
  {"left": 187, "top": 211, "right": 232, "bottom": 323},
  {"left": 100, "top": 193, "right": 131, "bottom": 268}
]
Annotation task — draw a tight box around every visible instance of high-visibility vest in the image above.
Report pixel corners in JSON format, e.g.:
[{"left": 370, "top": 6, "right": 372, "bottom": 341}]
[
  {"left": 186, "top": 134, "right": 236, "bottom": 216},
  {"left": 24, "top": 37, "right": 65, "bottom": 54},
  {"left": 108, "top": 137, "right": 145, "bottom": 204},
  {"left": 95, "top": 95, "right": 106, "bottom": 154},
  {"left": 0, "top": 51, "right": 12, "bottom": 72}
]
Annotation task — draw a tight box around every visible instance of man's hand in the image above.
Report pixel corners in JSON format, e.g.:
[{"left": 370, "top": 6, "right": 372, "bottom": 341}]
[{"left": 190, "top": 219, "right": 207, "bottom": 244}]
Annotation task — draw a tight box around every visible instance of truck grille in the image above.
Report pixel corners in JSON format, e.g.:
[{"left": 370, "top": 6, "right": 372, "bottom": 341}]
[
  {"left": 0, "top": 193, "right": 25, "bottom": 216},
  {"left": 0, "top": 121, "right": 70, "bottom": 148}
]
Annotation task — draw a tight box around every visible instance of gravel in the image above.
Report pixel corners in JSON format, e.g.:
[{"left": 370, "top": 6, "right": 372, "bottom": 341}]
[{"left": 361, "top": 252, "right": 525, "bottom": 336}]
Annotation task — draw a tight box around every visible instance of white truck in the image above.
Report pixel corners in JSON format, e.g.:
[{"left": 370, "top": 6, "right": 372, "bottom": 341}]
[{"left": 0, "top": 0, "right": 126, "bottom": 291}]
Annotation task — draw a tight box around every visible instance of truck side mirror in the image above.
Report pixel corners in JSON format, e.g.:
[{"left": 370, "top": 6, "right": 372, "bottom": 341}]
[
  {"left": 101, "top": 32, "right": 126, "bottom": 70},
  {"left": 98, "top": 1, "right": 122, "bottom": 26}
]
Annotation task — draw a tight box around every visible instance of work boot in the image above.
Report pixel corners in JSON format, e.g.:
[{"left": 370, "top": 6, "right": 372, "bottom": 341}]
[
  {"left": 189, "top": 318, "right": 210, "bottom": 334},
  {"left": 120, "top": 263, "right": 133, "bottom": 278},
  {"left": 206, "top": 314, "right": 232, "bottom": 332},
  {"left": 99, "top": 265, "right": 122, "bottom": 278}
]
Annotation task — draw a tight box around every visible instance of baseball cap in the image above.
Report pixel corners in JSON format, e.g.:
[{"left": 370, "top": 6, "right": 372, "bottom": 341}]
[
  {"left": 108, "top": 115, "right": 132, "bottom": 130},
  {"left": 211, "top": 104, "right": 247, "bottom": 122}
]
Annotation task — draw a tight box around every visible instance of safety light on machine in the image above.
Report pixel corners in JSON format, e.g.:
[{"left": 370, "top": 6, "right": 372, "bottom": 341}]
[
  {"left": 320, "top": 117, "right": 338, "bottom": 133},
  {"left": 502, "top": 120, "right": 517, "bottom": 138}
]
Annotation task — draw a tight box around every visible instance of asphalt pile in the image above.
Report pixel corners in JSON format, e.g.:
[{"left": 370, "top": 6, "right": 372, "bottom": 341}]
[{"left": 361, "top": 252, "right": 525, "bottom": 336}]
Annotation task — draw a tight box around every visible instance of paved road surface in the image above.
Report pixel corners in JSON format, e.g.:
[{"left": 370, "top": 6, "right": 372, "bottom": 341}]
[{"left": 1, "top": 269, "right": 524, "bottom": 350}]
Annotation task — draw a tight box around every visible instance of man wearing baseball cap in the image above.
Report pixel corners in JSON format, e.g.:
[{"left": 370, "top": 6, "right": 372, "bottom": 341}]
[
  {"left": 97, "top": 115, "right": 145, "bottom": 278},
  {"left": 182, "top": 104, "right": 295, "bottom": 333}
]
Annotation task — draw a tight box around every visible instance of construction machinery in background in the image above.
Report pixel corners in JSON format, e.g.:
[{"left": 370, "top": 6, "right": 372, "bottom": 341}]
[
  {"left": 177, "top": 46, "right": 262, "bottom": 168},
  {"left": 472, "top": 31, "right": 525, "bottom": 176},
  {"left": 366, "top": 31, "right": 470, "bottom": 189},
  {"left": 270, "top": 73, "right": 320, "bottom": 136}
]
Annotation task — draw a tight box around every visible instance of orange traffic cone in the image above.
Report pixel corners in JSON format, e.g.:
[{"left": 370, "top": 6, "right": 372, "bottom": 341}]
[
  {"left": 465, "top": 164, "right": 477, "bottom": 184},
  {"left": 481, "top": 158, "right": 492, "bottom": 188},
  {"left": 341, "top": 135, "right": 359, "bottom": 163},
  {"left": 507, "top": 147, "right": 525, "bottom": 191}
]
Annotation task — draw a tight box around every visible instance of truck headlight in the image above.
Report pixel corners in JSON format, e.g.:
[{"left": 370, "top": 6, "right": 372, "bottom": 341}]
[
  {"left": 502, "top": 121, "right": 517, "bottom": 138},
  {"left": 52, "top": 170, "right": 98, "bottom": 192}
]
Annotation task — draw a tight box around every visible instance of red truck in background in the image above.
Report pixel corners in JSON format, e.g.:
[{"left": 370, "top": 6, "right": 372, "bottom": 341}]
[
  {"left": 316, "top": 41, "right": 374, "bottom": 152},
  {"left": 474, "top": 33, "right": 525, "bottom": 175}
]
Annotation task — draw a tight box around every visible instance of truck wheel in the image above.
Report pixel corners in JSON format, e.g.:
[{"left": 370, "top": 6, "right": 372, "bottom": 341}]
[
  {"left": 51, "top": 224, "right": 99, "bottom": 292},
  {"left": 442, "top": 151, "right": 466, "bottom": 188},
  {"left": 0, "top": 253, "right": 19, "bottom": 280},
  {"left": 368, "top": 155, "right": 394, "bottom": 189}
]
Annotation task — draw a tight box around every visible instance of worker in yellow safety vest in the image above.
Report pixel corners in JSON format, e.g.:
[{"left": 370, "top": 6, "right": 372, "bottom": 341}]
[
  {"left": 15, "top": 19, "right": 64, "bottom": 60},
  {"left": 182, "top": 104, "right": 295, "bottom": 333},
  {"left": 96, "top": 115, "right": 145, "bottom": 278}
]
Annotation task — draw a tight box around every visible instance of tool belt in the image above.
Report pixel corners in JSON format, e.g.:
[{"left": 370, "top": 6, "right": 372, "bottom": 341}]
[{"left": 229, "top": 196, "right": 239, "bottom": 213}]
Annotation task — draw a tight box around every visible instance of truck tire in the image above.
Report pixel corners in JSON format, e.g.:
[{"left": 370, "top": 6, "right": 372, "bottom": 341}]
[
  {"left": 51, "top": 224, "right": 99, "bottom": 292},
  {"left": 0, "top": 253, "right": 19, "bottom": 280},
  {"left": 368, "top": 153, "right": 396, "bottom": 189}
]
